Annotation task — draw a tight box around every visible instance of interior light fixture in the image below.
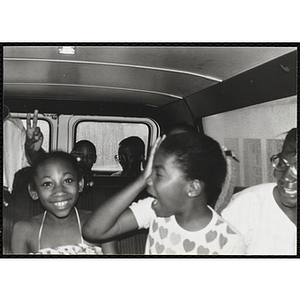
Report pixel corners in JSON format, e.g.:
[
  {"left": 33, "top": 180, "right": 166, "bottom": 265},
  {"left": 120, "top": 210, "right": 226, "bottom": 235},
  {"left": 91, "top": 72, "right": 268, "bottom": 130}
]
[{"left": 58, "top": 46, "right": 75, "bottom": 55}]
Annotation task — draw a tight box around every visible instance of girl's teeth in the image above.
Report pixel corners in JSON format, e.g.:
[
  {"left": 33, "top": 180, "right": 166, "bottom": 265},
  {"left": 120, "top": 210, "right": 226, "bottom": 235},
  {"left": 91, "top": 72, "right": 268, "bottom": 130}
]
[{"left": 54, "top": 201, "right": 68, "bottom": 207}]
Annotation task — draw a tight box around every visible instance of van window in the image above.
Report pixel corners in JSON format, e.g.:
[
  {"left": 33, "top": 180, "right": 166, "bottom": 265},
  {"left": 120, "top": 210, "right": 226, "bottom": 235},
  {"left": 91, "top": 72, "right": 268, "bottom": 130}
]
[
  {"left": 75, "top": 121, "right": 149, "bottom": 172},
  {"left": 20, "top": 119, "right": 51, "bottom": 152}
]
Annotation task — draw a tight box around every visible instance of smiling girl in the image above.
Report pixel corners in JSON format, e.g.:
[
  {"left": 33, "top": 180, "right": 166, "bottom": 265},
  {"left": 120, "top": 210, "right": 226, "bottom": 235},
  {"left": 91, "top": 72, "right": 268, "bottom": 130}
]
[
  {"left": 83, "top": 133, "right": 246, "bottom": 255},
  {"left": 11, "top": 151, "right": 118, "bottom": 255}
]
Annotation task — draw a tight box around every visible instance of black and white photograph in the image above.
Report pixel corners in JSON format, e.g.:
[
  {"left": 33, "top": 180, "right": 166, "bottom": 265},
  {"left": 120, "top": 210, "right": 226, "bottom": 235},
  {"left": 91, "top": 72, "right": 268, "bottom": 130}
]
[
  {"left": 0, "top": 3, "right": 299, "bottom": 298},
  {"left": 2, "top": 44, "right": 297, "bottom": 257}
]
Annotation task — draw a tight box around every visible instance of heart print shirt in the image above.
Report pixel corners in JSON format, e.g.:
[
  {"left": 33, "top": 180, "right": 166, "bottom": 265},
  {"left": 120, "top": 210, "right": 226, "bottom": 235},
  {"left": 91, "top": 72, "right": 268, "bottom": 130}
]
[{"left": 129, "top": 197, "right": 246, "bottom": 255}]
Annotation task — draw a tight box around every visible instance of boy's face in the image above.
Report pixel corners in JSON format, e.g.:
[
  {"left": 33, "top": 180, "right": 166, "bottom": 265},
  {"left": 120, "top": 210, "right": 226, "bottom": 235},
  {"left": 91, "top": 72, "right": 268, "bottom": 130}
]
[
  {"left": 29, "top": 158, "right": 84, "bottom": 218},
  {"left": 146, "top": 150, "right": 188, "bottom": 217},
  {"left": 118, "top": 146, "right": 143, "bottom": 173},
  {"left": 71, "top": 144, "right": 96, "bottom": 171}
]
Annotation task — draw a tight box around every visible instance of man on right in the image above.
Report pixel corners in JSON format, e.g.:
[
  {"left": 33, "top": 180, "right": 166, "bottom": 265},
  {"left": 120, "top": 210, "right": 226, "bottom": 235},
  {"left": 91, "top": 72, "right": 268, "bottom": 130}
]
[{"left": 222, "top": 128, "right": 297, "bottom": 255}]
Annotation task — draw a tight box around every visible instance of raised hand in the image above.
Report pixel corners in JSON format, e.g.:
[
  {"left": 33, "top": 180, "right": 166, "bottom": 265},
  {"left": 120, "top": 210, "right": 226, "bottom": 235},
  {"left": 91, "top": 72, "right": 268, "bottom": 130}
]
[
  {"left": 25, "top": 110, "right": 44, "bottom": 152},
  {"left": 141, "top": 134, "right": 166, "bottom": 181}
]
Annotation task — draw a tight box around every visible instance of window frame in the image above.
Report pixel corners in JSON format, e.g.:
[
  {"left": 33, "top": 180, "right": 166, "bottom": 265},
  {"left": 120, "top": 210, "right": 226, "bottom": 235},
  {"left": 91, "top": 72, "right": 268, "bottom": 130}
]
[{"left": 66, "top": 115, "right": 160, "bottom": 172}]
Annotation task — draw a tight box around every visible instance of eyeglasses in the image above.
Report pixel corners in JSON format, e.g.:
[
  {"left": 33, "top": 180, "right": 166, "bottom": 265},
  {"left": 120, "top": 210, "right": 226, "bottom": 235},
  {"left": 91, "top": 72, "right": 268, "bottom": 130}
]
[
  {"left": 114, "top": 154, "right": 142, "bottom": 162},
  {"left": 270, "top": 154, "right": 297, "bottom": 176}
]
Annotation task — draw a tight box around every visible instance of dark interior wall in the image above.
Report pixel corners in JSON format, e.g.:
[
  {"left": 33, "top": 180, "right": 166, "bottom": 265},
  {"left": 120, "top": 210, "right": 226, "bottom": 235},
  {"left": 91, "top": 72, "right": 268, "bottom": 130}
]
[
  {"left": 186, "top": 50, "right": 297, "bottom": 119},
  {"left": 4, "top": 97, "right": 197, "bottom": 134},
  {"left": 159, "top": 99, "right": 197, "bottom": 133},
  {"left": 4, "top": 98, "right": 173, "bottom": 131}
]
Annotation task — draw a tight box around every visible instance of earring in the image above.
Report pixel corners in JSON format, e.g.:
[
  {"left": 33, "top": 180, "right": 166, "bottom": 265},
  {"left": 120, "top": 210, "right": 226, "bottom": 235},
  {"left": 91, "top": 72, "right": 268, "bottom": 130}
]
[{"left": 32, "top": 193, "right": 39, "bottom": 200}]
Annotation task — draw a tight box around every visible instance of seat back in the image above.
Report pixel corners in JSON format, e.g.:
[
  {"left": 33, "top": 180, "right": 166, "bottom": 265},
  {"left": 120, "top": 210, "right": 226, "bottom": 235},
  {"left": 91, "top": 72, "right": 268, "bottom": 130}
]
[{"left": 75, "top": 176, "right": 149, "bottom": 255}]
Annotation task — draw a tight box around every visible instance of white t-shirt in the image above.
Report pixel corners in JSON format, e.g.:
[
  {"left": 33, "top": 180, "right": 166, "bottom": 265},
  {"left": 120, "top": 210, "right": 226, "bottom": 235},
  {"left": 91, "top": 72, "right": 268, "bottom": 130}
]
[
  {"left": 222, "top": 183, "right": 296, "bottom": 255},
  {"left": 129, "top": 197, "right": 246, "bottom": 255}
]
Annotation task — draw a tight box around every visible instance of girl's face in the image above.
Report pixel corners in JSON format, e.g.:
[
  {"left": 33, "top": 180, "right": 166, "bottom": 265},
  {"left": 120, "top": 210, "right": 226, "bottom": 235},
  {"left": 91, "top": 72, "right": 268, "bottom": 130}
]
[
  {"left": 30, "top": 158, "right": 84, "bottom": 218},
  {"left": 146, "top": 149, "right": 189, "bottom": 217}
]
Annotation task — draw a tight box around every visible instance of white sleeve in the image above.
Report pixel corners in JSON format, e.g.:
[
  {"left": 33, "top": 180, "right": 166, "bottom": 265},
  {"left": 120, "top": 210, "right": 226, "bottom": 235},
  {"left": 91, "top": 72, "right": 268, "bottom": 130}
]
[
  {"left": 222, "top": 234, "right": 247, "bottom": 255},
  {"left": 222, "top": 189, "right": 255, "bottom": 247},
  {"left": 129, "top": 197, "right": 157, "bottom": 229}
]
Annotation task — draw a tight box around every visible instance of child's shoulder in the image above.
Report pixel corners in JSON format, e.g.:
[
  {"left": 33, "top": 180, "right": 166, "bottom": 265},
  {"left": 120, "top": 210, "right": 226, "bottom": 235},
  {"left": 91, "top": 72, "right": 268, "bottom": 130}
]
[{"left": 13, "top": 213, "right": 44, "bottom": 235}]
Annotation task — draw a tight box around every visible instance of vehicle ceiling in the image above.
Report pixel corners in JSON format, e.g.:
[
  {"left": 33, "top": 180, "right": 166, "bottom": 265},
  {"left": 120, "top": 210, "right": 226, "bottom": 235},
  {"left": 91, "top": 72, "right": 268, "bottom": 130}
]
[{"left": 3, "top": 45, "right": 296, "bottom": 108}]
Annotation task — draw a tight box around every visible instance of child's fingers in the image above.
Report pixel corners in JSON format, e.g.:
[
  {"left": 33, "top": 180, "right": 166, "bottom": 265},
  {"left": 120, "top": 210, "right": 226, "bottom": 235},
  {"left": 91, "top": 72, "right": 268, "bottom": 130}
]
[
  {"left": 156, "top": 134, "right": 166, "bottom": 149},
  {"left": 146, "top": 135, "right": 166, "bottom": 169},
  {"left": 26, "top": 110, "right": 38, "bottom": 131},
  {"left": 32, "top": 110, "right": 38, "bottom": 129},
  {"left": 142, "top": 136, "right": 163, "bottom": 179},
  {"left": 26, "top": 113, "right": 32, "bottom": 130},
  {"left": 152, "top": 135, "right": 163, "bottom": 150},
  {"left": 150, "top": 134, "right": 166, "bottom": 155},
  {"left": 33, "top": 127, "right": 42, "bottom": 140}
]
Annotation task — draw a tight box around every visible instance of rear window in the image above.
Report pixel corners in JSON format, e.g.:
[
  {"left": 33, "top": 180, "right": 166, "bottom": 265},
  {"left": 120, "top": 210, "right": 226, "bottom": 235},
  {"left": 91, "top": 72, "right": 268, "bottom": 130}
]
[{"left": 75, "top": 121, "right": 149, "bottom": 172}]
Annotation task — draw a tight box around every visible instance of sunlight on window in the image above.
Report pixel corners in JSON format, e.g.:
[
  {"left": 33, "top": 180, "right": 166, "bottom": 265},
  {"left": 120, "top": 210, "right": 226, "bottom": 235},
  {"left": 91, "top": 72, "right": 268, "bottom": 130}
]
[{"left": 76, "top": 122, "right": 149, "bottom": 172}]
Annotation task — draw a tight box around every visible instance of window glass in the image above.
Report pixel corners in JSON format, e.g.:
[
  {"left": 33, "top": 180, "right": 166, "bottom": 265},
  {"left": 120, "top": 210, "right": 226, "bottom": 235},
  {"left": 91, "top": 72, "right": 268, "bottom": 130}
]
[
  {"left": 75, "top": 122, "right": 149, "bottom": 172},
  {"left": 21, "top": 119, "right": 50, "bottom": 152}
]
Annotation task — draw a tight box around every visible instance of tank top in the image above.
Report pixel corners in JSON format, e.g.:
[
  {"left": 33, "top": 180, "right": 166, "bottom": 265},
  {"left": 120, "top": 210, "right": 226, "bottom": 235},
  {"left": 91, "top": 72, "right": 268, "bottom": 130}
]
[{"left": 33, "top": 207, "right": 103, "bottom": 255}]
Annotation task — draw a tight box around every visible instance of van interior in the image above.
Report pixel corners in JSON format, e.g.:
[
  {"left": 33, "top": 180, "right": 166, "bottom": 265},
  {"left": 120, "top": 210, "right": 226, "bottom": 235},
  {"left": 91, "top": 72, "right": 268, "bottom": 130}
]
[{"left": 2, "top": 45, "right": 297, "bottom": 255}]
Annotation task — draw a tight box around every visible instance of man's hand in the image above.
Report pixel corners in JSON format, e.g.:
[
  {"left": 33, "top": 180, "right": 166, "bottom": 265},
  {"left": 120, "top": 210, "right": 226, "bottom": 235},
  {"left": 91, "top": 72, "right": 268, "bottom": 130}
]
[{"left": 25, "top": 110, "right": 43, "bottom": 152}]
